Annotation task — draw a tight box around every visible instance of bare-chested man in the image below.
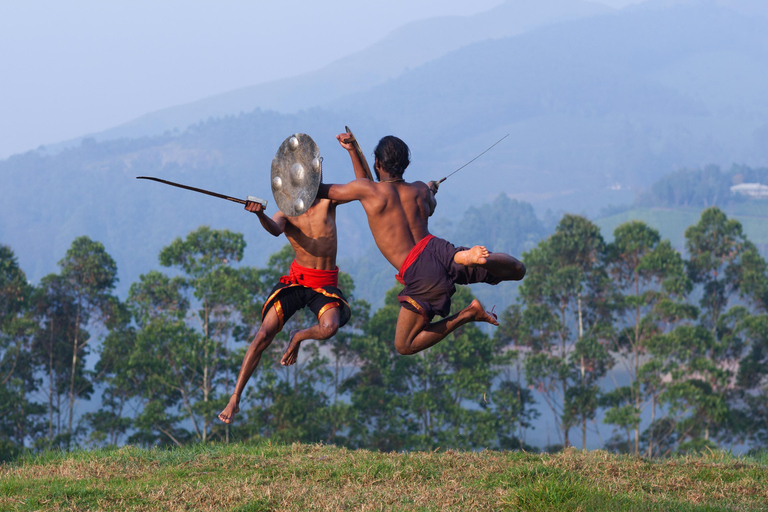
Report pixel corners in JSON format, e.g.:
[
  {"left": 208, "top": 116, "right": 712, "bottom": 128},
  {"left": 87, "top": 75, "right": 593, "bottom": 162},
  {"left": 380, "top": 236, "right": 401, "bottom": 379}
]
[
  {"left": 318, "top": 134, "right": 526, "bottom": 356},
  {"left": 218, "top": 195, "right": 350, "bottom": 424}
]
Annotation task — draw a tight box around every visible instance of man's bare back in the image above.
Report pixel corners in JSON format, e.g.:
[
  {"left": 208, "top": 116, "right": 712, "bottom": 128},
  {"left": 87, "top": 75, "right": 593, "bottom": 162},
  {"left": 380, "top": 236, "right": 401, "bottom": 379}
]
[{"left": 319, "top": 133, "right": 525, "bottom": 356}]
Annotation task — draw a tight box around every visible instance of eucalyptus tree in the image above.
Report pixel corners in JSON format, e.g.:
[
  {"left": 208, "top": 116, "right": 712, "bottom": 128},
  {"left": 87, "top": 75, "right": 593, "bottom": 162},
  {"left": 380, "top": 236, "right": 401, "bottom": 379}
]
[
  {"left": 675, "top": 208, "right": 768, "bottom": 448},
  {"left": 154, "top": 226, "right": 253, "bottom": 443},
  {"left": 84, "top": 300, "right": 134, "bottom": 447},
  {"left": 29, "top": 274, "right": 80, "bottom": 447},
  {"left": 685, "top": 207, "right": 767, "bottom": 330},
  {"left": 493, "top": 304, "right": 539, "bottom": 449},
  {"left": 734, "top": 312, "right": 768, "bottom": 448},
  {"left": 0, "top": 245, "right": 41, "bottom": 455},
  {"left": 647, "top": 324, "right": 729, "bottom": 453},
  {"left": 56, "top": 236, "right": 118, "bottom": 439},
  {"left": 603, "top": 221, "right": 693, "bottom": 455},
  {"left": 514, "top": 215, "right": 614, "bottom": 449}
]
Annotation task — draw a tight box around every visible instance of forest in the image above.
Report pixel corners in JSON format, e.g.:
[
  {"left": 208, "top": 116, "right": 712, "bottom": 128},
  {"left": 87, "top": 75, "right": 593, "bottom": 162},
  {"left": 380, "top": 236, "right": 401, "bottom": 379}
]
[{"left": 2, "top": 205, "right": 768, "bottom": 462}]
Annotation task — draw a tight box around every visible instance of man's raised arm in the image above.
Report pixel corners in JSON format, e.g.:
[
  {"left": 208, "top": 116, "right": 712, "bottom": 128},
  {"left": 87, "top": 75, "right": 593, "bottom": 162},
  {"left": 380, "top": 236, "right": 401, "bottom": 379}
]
[{"left": 246, "top": 201, "right": 286, "bottom": 237}]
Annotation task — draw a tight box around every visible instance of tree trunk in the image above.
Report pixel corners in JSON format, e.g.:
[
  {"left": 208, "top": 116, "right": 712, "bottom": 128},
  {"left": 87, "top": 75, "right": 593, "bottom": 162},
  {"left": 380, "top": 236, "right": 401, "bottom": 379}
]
[
  {"left": 68, "top": 302, "right": 82, "bottom": 437},
  {"left": 634, "top": 273, "right": 641, "bottom": 456},
  {"left": 48, "top": 318, "right": 54, "bottom": 441}
]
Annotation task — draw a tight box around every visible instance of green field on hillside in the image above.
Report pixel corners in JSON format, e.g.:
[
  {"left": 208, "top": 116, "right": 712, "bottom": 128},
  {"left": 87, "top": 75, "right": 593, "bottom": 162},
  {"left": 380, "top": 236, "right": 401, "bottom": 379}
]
[
  {"left": 2, "top": 443, "right": 767, "bottom": 511},
  {"left": 596, "top": 204, "right": 768, "bottom": 249}
]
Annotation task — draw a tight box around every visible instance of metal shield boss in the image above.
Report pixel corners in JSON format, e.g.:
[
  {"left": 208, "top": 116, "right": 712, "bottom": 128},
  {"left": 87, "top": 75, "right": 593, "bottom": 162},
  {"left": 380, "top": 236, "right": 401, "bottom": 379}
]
[{"left": 270, "top": 133, "right": 322, "bottom": 216}]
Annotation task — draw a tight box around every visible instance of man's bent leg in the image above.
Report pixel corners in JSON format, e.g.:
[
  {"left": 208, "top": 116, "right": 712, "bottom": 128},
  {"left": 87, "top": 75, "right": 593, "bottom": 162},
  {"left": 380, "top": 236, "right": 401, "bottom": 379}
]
[
  {"left": 218, "top": 307, "right": 282, "bottom": 424},
  {"left": 281, "top": 307, "right": 341, "bottom": 366},
  {"left": 454, "top": 247, "right": 526, "bottom": 281},
  {"left": 394, "top": 299, "right": 498, "bottom": 355}
]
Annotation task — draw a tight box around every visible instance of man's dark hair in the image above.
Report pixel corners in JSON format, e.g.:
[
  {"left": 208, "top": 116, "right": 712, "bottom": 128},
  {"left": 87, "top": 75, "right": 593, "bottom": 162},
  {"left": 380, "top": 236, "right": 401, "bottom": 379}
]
[{"left": 374, "top": 136, "right": 410, "bottom": 178}]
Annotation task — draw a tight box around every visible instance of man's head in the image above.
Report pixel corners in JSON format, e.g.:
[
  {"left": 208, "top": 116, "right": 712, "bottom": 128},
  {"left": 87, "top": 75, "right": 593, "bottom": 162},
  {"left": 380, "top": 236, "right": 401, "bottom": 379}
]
[{"left": 373, "top": 136, "right": 410, "bottom": 181}]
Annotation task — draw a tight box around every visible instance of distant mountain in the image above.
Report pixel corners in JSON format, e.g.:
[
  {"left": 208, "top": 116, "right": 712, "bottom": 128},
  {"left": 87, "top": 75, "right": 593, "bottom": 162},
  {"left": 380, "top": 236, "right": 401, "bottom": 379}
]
[
  {"left": 327, "top": 0, "right": 768, "bottom": 199},
  {"left": 61, "top": 0, "right": 609, "bottom": 146},
  {"left": 3, "top": 0, "right": 768, "bottom": 303}
]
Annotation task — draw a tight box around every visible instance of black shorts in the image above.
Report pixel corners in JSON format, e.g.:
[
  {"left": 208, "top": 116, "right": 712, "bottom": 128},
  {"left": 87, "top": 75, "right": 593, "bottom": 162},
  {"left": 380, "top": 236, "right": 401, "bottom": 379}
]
[
  {"left": 262, "top": 282, "right": 351, "bottom": 331},
  {"left": 397, "top": 237, "right": 501, "bottom": 323}
]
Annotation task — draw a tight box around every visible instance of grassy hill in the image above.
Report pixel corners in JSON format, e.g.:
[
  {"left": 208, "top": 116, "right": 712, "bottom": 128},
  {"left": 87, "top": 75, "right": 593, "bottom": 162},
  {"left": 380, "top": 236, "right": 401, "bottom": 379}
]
[
  {"left": 595, "top": 202, "right": 768, "bottom": 252},
  {"left": 2, "top": 443, "right": 767, "bottom": 511}
]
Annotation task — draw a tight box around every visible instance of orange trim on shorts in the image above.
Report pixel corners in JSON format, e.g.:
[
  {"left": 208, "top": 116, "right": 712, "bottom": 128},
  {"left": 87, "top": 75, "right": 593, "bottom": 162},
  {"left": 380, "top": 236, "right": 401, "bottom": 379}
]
[
  {"left": 310, "top": 287, "right": 350, "bottom": 311},
  {"left": 398, "top": 295, "right": 429, "bottom": 328},
  {"left": 317, "top": 301, "right": 340, "bottom": 321},
  {"left": 273, "top": 301, "right": 285, "bottom": 331}
]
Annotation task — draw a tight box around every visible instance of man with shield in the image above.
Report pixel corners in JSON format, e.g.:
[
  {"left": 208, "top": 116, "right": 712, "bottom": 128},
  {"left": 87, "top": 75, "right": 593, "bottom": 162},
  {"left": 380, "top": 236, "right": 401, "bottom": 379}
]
[
  {"left": 218, "top": 134, "right": 356, "bottom": 424},
  {"left": 320, "top": 133, "right": 526, "bottom": 356}
]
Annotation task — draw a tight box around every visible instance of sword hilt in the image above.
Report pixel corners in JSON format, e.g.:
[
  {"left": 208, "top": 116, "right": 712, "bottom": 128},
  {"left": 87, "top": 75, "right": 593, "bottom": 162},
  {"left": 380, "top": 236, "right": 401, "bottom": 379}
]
[{"left": 246, "top": 196, "right": 268, "bottom": 208}]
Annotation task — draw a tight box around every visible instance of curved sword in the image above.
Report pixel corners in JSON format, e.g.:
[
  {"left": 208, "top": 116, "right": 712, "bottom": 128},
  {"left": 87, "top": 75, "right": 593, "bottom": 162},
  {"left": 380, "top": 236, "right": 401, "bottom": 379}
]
[{"left": 136, "top": 176, "right": 267, "bottom": 207}]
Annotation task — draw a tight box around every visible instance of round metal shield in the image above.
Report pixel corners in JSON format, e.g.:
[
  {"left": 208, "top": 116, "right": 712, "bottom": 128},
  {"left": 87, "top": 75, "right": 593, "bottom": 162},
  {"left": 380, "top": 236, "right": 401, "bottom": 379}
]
[{"left": 270, "top": 133, "right": 322, "bottom": 216}]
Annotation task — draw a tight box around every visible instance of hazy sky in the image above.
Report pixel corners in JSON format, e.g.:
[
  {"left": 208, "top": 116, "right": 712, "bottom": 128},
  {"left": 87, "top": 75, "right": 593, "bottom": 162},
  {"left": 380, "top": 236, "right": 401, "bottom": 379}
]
[{"left": 0, "top": 0, "right": 646, "bottom": 159}]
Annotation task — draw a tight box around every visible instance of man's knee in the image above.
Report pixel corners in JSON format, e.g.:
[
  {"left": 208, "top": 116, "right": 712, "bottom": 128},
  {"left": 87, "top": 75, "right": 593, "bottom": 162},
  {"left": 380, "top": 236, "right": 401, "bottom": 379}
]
[
  {"left": 252, "top": 329, "right": 274, "bottom": 351},
  {"left": 394, "top": 338, "right": 417, "bottom": 356},
  {"left": 318, "top": 321, "right": 339, "bottom": 340}
]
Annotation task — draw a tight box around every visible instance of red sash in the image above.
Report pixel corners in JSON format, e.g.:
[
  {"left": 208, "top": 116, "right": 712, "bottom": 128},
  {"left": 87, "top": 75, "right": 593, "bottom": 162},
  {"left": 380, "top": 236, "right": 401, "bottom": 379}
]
[
  {"left": 395, "top": 234, "right": 436, "bottom": 285},
  {"left": 279, "top": 260, "right": 339, "bottom": 288}
]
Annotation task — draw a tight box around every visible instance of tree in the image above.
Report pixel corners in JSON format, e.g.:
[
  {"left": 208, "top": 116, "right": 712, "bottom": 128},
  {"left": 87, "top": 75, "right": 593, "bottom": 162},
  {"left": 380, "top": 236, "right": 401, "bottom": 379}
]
[
  {"left": 83, "top": 300, "right": 134, "bottom": 447},
  {"left": 493, "top": 305, "right": 539, "bottom": 449},
  {"left": 673, "top": 208, "right": 768, "bottom": 448},
  {"left": 0, "top": 245, "right": 41, "bottom": 457},
  {"left": 734, "top": 313, "right": 768, "bottom": 448},
  {"left": 603, "top": 221, "right": 693, "bottom": 455},
  {"left": 685, "top": 207, "right": 764, "bottom": 330},
  {"left": 158, "top": 226, "right": 248, "bottom": 442},
  {"left": 57, "top": 236, "right": 118, "bottom": 440},
  {"left": 515, "top": 214, "right": 613, "bottom": 449}
]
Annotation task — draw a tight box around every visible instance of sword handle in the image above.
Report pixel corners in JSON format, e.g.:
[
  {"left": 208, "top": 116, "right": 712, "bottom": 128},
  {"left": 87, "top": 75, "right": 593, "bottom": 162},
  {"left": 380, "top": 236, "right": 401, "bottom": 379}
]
[{"left": 246, "top": 196, "right": 268, "bottom": 208}]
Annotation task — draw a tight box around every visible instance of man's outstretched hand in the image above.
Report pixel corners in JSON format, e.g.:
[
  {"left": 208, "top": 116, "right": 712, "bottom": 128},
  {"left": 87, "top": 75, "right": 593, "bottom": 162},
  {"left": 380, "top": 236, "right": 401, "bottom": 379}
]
[
  {"left": 245, "top": 200, "right": 265, "bottom": 214},
  {"left": 427, "top": 180, "right": 440, "bottom": 195}
]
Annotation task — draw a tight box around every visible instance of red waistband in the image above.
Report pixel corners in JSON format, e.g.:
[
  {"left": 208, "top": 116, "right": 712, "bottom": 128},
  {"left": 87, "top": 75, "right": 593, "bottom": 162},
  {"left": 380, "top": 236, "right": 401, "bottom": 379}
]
[
  {"left": 395, "top": 234, "right": 436, "bottom": 285},
  {"left": 279, "top": 260, "right": 339, "bottom": 288}
]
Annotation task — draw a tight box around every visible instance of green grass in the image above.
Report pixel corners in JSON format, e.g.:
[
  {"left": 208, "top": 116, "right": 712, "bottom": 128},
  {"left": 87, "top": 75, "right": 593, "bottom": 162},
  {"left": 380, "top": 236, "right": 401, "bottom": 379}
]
[
  {"left": 596, "top": 205, "right": 768, "bottom": 247},
  {"left": 1, "top": 443, "right": 767, "bottom": 511}
]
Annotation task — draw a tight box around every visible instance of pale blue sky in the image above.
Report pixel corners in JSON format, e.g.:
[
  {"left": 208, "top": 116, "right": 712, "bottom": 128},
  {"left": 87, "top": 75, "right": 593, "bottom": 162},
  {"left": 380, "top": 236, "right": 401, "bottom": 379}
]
[{"left": 0, "top": 0, "right": 644, "bottom": 159}]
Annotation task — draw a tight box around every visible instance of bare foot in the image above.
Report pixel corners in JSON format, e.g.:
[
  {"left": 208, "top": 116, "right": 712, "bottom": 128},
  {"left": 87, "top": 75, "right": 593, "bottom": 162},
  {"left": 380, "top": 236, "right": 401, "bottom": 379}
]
[
  {"left": 218, "top": 395, "right": 240, "bottom": 424},
  {"left": 281, "top": 330, "right": 302, "bottom": 366},
  {"left": 454, "top": 246, "right": 489, "bottom": 267},
  {"left": 465, "top": 299, "right": 499, "bottom": 326}
]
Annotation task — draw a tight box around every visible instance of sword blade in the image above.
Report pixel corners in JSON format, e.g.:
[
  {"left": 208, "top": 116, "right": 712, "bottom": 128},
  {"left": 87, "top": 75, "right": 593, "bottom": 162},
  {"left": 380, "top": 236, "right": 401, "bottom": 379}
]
[
  {"left": 438, "top": 134, "right": 510, "bottom": 184},
  {"left": 136, "top": 176, "right": 267, "bottom": 207}
]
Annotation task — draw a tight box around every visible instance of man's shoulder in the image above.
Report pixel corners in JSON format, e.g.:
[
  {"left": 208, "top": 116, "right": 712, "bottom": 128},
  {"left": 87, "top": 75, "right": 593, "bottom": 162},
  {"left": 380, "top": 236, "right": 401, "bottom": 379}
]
[{"left": 404, "top": 180, "right": 431, "bottom": 196}]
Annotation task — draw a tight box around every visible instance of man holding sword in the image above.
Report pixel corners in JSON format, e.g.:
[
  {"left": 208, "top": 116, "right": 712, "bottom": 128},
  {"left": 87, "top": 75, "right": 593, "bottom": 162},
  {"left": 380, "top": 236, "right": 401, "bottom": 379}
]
[{"left": 322, "top": 133, "right": 526, "bottom": 356}]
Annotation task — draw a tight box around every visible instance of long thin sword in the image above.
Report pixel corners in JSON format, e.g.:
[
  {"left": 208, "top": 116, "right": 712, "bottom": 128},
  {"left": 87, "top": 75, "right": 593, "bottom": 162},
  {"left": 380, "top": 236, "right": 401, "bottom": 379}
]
[
  {"left": 136, "top": 176, "right": 267, "bottom": 207},
  {"left": 437, "top": 134, "right": 509, "bottom": 185}
]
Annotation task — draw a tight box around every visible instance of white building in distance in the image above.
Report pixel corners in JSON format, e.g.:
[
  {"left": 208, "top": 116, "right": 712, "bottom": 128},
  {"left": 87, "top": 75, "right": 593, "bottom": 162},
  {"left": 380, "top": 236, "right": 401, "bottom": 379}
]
[{"left": 730, "top": 183, "right": 768, "bottom": 199}]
